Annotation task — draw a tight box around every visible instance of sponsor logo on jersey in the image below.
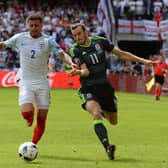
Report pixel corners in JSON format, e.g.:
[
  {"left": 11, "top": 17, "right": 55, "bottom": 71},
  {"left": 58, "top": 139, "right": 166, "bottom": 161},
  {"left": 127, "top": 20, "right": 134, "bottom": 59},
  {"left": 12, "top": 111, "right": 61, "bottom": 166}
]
[{"left": 82, "top": 51, "right": 86, "bottom": 55}]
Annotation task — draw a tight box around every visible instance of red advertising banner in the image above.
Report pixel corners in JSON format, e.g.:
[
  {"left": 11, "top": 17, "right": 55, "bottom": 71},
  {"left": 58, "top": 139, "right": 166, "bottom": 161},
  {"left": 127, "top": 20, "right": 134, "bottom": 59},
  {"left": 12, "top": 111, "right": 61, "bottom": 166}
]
[
  {"left": 0, "top": 71, "right": 18, "bottom": 87},
  {"left": 0, "top": 71, "right": 168, "bottom": 96},
  {"left": 0, "top": 71, "right": 80, "bottom": 88},
  {"left": 108, "top": 74, "right": 168, "bottom": 96}
]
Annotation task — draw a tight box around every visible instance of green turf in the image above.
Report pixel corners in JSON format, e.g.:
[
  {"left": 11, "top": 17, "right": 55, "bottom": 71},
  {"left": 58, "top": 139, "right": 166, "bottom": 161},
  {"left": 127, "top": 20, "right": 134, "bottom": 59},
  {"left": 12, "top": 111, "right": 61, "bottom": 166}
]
[{"left": 0, "top": 88, "right": 168, "bottom": 168}]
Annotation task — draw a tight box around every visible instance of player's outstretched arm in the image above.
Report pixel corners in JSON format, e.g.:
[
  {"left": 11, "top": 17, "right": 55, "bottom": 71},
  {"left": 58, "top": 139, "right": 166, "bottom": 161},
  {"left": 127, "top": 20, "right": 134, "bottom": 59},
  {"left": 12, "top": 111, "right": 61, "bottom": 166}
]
[
  {"left": 112, "top": 47, "right": 154, "bottom": 65},
  {"left": 58, "top": 51, "right": 79, "bottom": 69}
]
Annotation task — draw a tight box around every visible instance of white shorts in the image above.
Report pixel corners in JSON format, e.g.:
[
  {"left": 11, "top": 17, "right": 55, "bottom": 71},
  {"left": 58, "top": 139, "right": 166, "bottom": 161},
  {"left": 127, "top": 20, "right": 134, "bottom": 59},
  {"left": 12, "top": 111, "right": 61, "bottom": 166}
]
[{"left": 19, "top": 80, "right": 50, "bottom": 109}]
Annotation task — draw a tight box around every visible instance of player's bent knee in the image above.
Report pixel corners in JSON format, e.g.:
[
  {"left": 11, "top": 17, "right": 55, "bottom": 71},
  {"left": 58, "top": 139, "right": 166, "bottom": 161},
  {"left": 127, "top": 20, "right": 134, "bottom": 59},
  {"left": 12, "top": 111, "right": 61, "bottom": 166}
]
[
  {"left": 20, "top": 103, "right": 34, "bottom": 112},
  {"left": 91, "top": 111, "right": 102, "bottom": 120}
]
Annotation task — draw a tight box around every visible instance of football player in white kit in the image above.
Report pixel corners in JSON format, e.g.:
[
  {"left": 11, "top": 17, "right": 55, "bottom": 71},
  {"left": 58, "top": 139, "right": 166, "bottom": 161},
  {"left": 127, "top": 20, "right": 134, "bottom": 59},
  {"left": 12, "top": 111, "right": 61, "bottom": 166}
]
[{"left": 0, "top": 13, "right": 75, "bottom": 144}]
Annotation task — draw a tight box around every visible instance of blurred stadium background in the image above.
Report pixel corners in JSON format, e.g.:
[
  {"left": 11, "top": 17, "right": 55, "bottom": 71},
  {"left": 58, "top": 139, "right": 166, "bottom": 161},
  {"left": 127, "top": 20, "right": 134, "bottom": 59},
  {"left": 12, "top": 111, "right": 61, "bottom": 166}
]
[{"left": 0, "top": 0, "right": 168, "bottom": 94}]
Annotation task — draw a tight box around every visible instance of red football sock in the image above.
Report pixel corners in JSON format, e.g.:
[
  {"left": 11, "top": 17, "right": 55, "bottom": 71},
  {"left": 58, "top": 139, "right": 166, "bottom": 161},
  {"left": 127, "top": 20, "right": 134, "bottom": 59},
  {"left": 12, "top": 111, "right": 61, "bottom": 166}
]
[
  {"left": 21, "top": 110, "right": 34, "bottom": 127},
  {"left": 155, "top": 87, "right": 161, "bottom": 97},
  {"left": 157, "top": 88, "right": 161, "bottom": 97},
  {"left": 32, "top": 114, "right": 47, "bottom": 144},
  {"left": 155, "top": 88, "right": 158, "bottom": 96}
]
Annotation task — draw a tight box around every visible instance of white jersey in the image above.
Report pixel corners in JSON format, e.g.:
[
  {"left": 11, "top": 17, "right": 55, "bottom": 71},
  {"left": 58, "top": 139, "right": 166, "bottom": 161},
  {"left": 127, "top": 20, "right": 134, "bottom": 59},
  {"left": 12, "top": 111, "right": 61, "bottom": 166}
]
[{"left": 5, "top": 32, "right": 63, "bottom": 82}]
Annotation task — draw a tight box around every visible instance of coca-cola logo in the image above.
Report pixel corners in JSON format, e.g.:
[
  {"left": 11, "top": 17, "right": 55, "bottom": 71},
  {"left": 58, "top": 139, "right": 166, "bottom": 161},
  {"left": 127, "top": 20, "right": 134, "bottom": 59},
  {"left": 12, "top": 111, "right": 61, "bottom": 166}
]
[
  {"left": 2, "top": 71, "right": 19, "bottom": 87},
  {"left": 1, "top": 71, "right": 57, "bottom": 87},
  {"left": 0, "top": 71, "right": 80, "bottom": 88}
]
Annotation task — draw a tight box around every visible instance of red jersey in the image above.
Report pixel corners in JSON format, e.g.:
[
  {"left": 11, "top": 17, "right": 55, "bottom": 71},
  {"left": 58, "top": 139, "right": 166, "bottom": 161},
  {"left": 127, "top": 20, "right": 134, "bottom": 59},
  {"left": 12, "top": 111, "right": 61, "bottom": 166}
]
[{"left": 154, "top": 62, "right": 168, "bottom": 76}]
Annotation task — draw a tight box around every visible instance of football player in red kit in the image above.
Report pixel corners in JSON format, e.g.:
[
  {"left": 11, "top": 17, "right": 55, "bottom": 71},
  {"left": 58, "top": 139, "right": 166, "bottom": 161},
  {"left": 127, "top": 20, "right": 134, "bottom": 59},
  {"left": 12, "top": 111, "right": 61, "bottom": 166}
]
[{"left": 154, "top": 54, "right": 168, "bottom": 100}]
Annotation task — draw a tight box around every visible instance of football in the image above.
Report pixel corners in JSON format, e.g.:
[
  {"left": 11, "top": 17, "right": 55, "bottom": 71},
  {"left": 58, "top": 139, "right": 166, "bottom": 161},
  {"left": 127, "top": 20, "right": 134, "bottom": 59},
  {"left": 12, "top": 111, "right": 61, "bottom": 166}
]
[{"left": 18, "top": 142, "right": 38, "bottom": 161}]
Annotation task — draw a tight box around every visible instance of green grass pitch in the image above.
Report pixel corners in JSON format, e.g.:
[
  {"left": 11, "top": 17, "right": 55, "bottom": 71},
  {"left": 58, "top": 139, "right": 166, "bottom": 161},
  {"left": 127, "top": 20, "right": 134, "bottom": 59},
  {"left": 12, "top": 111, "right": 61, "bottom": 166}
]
[{"left": 0, "top": 87, "right": 168, "bottom": 168}]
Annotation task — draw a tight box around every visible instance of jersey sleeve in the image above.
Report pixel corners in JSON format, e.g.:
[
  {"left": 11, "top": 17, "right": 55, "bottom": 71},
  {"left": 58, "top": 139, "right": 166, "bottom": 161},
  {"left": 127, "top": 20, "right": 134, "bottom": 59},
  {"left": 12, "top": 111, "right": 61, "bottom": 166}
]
[
  {"left": 102, "top": 38, "right": 115, "bottom": 51},
  {"left": 48, "top": 38, "right": 63, "bottom": 55},
  {"left": 4, "top": 33, "right": 21, "bottom": 48}
]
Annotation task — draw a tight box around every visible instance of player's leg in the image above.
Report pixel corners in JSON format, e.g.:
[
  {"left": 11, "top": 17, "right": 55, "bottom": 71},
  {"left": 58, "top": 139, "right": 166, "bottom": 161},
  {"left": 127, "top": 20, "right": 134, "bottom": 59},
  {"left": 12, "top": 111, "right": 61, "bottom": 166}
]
[
  {"left": 86, "top": 100, "right": 111, "bottom": 151},
  {"left": 79, "top": 88, "right": 115, "bottom": 159},
  {"left": 101, "top": 111, "right": 117, "bottom": 160},
  {"left": 86, "top": 100, "right": 116, "bottom": 160},
  {"left": 154, "top": 75, "right": 164, "bottom": 100},
  {"left": 32, "top": 109, "right": 48, "bottom": 144},
  {"left": 100, "top": 84, "right": 117, "bottom": 159},
  {"left": 102, "top": 84, "right": 118, "bottom": 125},
  {"left": 20, "top": 103, "right": 35, "bottom": 127},
  {"left": 32, "top": 87, "right": 50, "bottom": 144},
  {"left": 104, "top": 112, "right": 118, "bottom": 125},
  {"left": 155, "top": 82, "right": 162, "bottom": 100},
  {"left": 19, "top": 85, "right": 35, "bottom": 127}
]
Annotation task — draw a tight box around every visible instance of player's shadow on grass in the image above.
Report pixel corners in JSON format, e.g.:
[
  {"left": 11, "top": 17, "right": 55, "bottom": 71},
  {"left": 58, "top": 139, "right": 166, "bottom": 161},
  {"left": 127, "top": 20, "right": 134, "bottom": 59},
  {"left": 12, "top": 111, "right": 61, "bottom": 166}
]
[
  {"left": 40, "top": 154, "right": 95, "bottom": 162},
  {"left": 40, "top": 154, "right": 141, "bottom": 163},
  {"left": 114, "top": 157, "right": 140, "bottom": 163},
  {"left": 40, "top": 154, "right": 166, "bottom": 164},
  {"left": 22, "top": 161, "right": 42, "bottom": 165}
]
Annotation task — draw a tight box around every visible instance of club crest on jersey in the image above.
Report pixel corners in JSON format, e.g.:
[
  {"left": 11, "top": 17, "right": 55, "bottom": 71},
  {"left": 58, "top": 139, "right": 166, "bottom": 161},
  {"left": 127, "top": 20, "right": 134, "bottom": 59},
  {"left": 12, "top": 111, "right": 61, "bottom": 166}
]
[
  {"left": 95, "top": 44, "right": 103, "bottom": 54},
  {"left": 39, "top": 43, "right": 45, "bottom": 49},
  {"left": 73, "top": 57, "right": 80, "bottom": 65},
  {"left": 86, "top": 93, "right": 93, "bottom": 99}
]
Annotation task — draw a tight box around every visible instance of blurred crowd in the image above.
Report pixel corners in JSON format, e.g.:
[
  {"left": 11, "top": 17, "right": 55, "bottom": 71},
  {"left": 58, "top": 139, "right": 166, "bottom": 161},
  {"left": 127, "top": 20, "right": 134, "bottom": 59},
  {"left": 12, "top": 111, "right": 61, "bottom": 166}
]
[
  {"left": 0, "top": 0, "right": 104, "bottom": 72},
  {"left": 113, "top": 0, "right": 168, "bottom": 21},
  {"left": 113, "top": 0, "right": 168, "bottom": 34},
  {"left": 0, "top": 0, "right": 165, "bottom": 77}
]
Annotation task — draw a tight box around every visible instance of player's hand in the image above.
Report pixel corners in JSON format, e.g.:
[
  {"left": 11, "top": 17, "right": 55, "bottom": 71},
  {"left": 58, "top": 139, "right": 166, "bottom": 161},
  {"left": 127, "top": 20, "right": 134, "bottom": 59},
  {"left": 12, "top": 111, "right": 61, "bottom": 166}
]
[
  {"left": 68, "top": 68, "right": 81, "bottom": 76},
  {"left": 71, "top": 63, "right": 80, "bottom": 69}
]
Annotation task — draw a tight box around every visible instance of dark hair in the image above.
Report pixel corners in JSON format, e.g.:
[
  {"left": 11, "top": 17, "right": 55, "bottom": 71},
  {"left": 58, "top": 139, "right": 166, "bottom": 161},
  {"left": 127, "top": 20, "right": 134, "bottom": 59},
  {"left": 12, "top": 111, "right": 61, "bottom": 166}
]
[
  {"left": 70, "top": 19, "right": 86, "bottom": 31},
  {"left": 27, "top": 13, "right": 43, "bottom": 23}
]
